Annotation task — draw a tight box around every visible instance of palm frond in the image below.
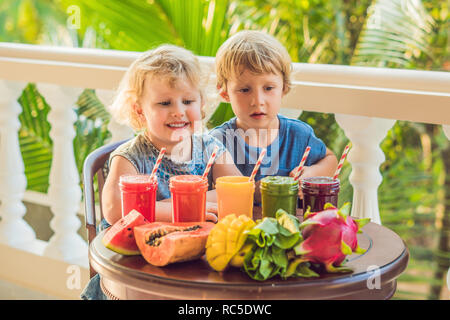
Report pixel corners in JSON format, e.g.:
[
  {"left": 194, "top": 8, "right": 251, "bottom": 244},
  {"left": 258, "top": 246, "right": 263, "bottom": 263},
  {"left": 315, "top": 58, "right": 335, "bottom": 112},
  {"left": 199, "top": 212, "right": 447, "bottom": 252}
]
[
  {"left": 60, "top": 0, "right": 232, "bottom": 55},
  {"left": 206, "top": 102, "right": 235, "bottom": 130},
  {"left": 76, "top": 89, "right": 110, "bottom": 123},
  {"left": 18, "top": 84, "right": 53, "bottom": 193},
  {"left": 352, "top": 0, "right": 435, "bottom": 67}
]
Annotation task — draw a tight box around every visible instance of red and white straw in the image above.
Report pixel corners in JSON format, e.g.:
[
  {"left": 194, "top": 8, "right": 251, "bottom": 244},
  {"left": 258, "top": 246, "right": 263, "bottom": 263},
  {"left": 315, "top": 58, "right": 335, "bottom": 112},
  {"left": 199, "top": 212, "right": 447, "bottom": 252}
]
[
  {"left": 293, "top": 146, "right": 311, "bottom": 181},
  {"left": 202, "top": 145, "right": 219, "bottom": 180},
  {"left": 249, "top": 148, "right": 267, "bottom": 182},
  {"left": 150, "top": 147, "right": 166, "bottom": 180},
  {"left": 333, "top": 143, "right": 351, "bottom": 180}
]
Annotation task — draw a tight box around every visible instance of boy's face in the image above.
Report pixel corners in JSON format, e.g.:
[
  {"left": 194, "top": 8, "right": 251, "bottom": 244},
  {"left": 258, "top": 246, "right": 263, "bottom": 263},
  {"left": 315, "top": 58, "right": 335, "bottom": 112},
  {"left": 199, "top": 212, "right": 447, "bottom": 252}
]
[
  {"left": 222, "top": 69, "right": 285, "bottom": 131},
  {"left": 136, "top": 74, "right": 202, "bottom": 149}
]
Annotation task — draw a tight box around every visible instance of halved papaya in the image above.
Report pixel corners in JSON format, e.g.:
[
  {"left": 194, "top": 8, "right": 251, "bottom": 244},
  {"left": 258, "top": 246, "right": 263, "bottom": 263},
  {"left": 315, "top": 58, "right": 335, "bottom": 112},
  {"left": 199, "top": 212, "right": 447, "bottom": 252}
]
[{"left": 134, "top": 222, "right": 215, "bottom": 266}]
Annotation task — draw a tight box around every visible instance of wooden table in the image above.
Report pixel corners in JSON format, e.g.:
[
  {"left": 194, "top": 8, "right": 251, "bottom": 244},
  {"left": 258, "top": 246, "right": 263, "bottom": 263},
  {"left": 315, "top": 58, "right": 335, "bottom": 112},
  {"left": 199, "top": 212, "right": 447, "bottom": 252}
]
[{"left": 89, "top": 210, "right": 409, "bottom": 300}]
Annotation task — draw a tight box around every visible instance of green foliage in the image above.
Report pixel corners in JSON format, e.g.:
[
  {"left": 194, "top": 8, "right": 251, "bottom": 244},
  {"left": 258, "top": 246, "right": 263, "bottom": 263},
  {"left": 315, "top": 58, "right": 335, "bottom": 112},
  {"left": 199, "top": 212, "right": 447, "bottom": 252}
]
[
  {"left": 73, "top": 89, "right": 111, "bottom": 179},
  {"left": 60, "top": 0, "right": 233, "bottom": 55},
  {"left": 352, "top": 0, "right": 435, "bottom": 67},
  {"left": 17, "top": 84, "right": 52, "bottom": 193},
  {"left": 206, "top": 102, "right": 235, "bottom": 130},
  {"left": 230, "top": 0, "right": 372, "bottom": 64}
]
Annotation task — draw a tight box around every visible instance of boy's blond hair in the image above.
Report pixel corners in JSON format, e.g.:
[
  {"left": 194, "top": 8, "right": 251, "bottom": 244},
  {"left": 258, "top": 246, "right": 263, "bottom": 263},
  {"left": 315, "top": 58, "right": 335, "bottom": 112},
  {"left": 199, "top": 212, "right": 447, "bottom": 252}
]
[
  {"left": 109, "top": 45, "right": 206, "bottom": 131},
  {"left": 215, "top": 30, "right": 292, "bottom": 94}
]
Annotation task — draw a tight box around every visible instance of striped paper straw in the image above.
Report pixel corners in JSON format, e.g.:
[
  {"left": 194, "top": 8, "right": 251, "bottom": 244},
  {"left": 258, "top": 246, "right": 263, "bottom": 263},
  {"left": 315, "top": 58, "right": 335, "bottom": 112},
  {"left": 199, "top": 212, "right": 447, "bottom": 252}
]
[
  {"left": 150, "top": 147, "right": 166, "bottom": 180},
  {"left": 293, "top": 146, "right": 311, "bottom": 181},
  {"left": 202, "top": 145, "right": 219, "bottom": 180},
  {"left": 333, "top": 143, "right": 351, "bottom": 180},
  {"left": 249, "top": 148, "right": 267, "bottom": 182}
]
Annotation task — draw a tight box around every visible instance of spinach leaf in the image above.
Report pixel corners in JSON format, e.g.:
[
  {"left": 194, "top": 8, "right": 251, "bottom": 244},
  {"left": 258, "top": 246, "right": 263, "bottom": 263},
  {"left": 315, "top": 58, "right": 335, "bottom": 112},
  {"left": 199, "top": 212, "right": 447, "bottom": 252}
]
[{"left": 242, "top": 209, "right": 318, "bottom": 281}]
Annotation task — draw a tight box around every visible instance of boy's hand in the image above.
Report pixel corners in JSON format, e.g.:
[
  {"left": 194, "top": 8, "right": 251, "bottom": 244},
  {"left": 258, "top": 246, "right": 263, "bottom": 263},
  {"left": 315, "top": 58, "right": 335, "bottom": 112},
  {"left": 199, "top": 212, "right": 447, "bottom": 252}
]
[
  {"left": 289, "top": 148, "right": 338, "bottom": 200},
  {"left": 289, "top": 166, "right": 315, "bottom": 199},
  {"left": 206, "top": 212, "right": 218, "bottom": 223},
  {"left": 206, "top": 202, "right": 218, "bottom": 223}
]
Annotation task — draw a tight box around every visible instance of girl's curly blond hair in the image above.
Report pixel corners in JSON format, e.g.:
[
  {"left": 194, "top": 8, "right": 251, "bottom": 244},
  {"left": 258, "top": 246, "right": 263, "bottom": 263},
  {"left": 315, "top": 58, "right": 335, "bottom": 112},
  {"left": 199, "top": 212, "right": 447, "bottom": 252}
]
[
  {"left": 215, "top": 30, "right": 292, "bottom": 94},
  {"left": 109, "top": 45, "right": 206, "bottom": 131}
]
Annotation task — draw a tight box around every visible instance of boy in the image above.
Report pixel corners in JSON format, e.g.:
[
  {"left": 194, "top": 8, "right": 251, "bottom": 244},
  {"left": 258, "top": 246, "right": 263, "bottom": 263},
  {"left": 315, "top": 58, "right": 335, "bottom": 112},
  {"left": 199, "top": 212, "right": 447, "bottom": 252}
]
[{"left": 210, "top": 30, "right": 337, "bottom": 203}]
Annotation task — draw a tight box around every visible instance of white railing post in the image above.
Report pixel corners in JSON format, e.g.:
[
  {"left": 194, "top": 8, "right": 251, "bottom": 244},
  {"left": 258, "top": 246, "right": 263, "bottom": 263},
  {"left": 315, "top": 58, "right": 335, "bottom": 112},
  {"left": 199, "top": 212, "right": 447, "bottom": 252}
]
[
  {"left": 0, "top": 80, "right": 37, "bottom": 249},
  {"left": 443, "top": 125, "right": 450, "bottom": 140},
  {"left": 334, "top": 114, "right": 396, "bottom": 225},
  {"left": 36, "top": 83, "right": 88, "bottom": 266},
  {"left": 96, "top": 89, "right": 134, "bottom": 143}
]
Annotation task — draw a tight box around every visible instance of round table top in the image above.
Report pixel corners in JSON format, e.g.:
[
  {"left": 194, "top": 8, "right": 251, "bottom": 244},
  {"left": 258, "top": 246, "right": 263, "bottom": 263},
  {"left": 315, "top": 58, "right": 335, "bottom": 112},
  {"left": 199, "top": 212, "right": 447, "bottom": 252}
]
[{"left": 90, "top": 211, "right": 409, "bottom": 300}]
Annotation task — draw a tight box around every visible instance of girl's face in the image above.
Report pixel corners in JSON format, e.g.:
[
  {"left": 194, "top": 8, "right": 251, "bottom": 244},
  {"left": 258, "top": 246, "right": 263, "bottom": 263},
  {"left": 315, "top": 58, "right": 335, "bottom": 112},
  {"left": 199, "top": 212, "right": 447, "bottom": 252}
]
[{"left": 136, "top": 74, "right": 203, "bottom": 152}]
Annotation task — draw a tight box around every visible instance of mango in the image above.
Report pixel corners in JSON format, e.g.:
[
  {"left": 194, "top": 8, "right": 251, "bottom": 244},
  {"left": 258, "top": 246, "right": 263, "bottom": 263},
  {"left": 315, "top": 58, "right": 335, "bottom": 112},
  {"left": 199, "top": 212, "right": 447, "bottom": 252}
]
[{"left": 206, "top": 214, "right": 256, "bottom": 271}]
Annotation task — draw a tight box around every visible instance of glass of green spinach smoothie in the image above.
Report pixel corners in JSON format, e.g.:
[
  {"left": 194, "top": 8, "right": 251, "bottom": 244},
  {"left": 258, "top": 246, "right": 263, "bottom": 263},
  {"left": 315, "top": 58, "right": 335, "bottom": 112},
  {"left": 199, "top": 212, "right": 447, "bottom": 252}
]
[{"left": 260, "top": 176, "right": 299, "bottom": 218}]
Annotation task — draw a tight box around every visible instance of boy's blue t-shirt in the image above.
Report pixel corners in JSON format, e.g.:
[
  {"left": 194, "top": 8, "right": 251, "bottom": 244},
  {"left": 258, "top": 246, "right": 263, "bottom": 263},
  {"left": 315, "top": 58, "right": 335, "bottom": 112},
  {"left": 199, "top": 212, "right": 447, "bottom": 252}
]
[{"left": 209, "top": 114, "right": 326, "bottom": 181}]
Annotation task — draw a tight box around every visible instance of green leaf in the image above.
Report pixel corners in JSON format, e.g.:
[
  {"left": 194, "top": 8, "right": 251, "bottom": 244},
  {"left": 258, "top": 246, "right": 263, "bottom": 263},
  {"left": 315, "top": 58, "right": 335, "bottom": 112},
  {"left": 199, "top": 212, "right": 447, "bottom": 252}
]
[
  {"left": 338, "top": 202, "right": 351, "bottom": 216},
  {"left": 207, "top": 102, "right": 235, "bottom": 129},
  {"left": 352, "top": 0, "right": 434, "bottom": 67},
  {"left": 245, "top": 247, "right": 263, "bottom": 272},
  {"left": 253, "top": 217, "right": 280, "bottom": 235},
  {"left": 323, "top": 202, "right": 337, "bottom": 210},
  {"left": 295, "top": 263, "right": 320, "bottom": 278},
  {"left": 258, "top": 256, "right": 273, "bottom": 280},
  {"left": 18, "top": 84, "right": 53, "bottom": 193},
  {"left": 275, "top": 209, "right": 300, "bottom": 234},
  {"left": 341, "top": 240, "right": 353, "bottom": 255},
  {"left": 299, "top": 219, "right": 322, "bottom": 229},
  {"left": 61, "top": 0, "right": 232, "bottom": 55},
  {"left": 271, "top": 246, "right": 288, "bottom": 269},
  {"left": 354, "top": 217, "right": 371, "bottom": 231},
  {"left": 293, "top": 242, "right": 310, "bottom": 256},
  {"left": 283, "top": 258, "right": 319, "bottom": 279},
  {"left": 274, "top": 233, "right": 301, "bottom": 250},
  {"left": 303, "top": 205, "right": 314, "bottom": 219},
  {"left": 325, "top": 263, "right": 353, "bottom": 273}
]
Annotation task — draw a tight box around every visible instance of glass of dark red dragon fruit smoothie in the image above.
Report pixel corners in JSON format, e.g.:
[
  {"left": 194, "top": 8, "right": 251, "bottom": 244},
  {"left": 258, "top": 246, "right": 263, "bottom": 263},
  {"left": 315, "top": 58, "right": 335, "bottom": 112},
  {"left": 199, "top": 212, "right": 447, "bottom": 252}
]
[{"left": 301, "top": 176, "right": 340, "bottom": 213}]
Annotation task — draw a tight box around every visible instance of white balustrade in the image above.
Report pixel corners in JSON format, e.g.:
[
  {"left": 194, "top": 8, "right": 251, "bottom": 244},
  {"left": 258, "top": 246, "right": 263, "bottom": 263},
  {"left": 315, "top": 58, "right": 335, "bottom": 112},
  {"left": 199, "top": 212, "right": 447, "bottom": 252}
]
[
  {"left": 96, "top": 89, "right": 134, "bottom": 143},
  {"left": 279, "top": 108, "right": 303, "bottom": 119},
  {"left": 443, "top": 125, "right": 450, "bottom": 140},
  {"left": 35, "top": 83, "right": 88, "bottom": 266},
  {"left": 0, "top": 43, "right": 448, "bottom": 267},
  {"left": 334, "top": 114, "right": 396, "bottom": 225},
  {"left": 0, "top": 80, "right": 37, "bottom": 250}
]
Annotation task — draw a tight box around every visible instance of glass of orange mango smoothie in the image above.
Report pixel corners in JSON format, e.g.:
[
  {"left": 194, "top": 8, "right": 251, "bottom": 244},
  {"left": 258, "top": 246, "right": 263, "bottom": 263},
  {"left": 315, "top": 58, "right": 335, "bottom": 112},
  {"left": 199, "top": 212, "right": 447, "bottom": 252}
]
[{"left": 215, "top": 176, "right": 255, "bottom": 220}]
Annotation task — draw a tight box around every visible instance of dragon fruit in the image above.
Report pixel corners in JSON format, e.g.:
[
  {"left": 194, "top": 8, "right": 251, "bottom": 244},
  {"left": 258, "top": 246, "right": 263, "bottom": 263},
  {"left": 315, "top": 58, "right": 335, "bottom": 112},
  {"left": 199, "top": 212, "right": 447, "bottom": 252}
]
[{"left": 294, "top": 203, "right": 370, "bottom": 273}]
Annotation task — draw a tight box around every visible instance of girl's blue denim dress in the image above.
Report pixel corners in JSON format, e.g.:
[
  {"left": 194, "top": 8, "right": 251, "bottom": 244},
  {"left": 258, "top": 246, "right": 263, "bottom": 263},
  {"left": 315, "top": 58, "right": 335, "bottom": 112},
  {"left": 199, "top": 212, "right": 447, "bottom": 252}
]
[{"left": 80, "top": 219, "right": 111, "bottom": 300}]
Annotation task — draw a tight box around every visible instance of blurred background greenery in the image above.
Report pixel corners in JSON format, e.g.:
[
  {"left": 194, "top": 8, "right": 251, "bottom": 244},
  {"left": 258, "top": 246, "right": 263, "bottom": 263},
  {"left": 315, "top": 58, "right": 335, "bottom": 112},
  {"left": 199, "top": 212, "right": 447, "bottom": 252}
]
[{"left": 0, "top": 0, "right": 448, "bottom": 299}]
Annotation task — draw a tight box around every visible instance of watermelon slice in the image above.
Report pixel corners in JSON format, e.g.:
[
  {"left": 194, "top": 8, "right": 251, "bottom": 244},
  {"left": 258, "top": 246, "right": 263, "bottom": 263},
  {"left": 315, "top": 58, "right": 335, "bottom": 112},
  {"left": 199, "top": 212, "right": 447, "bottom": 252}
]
[{"left": 102, "top": 210, "right": 149, "bottom": 255}]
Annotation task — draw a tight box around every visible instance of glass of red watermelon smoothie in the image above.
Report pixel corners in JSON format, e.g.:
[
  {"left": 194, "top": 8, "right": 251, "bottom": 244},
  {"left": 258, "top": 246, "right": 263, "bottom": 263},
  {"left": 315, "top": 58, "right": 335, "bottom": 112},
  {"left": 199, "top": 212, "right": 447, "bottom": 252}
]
[
  {"left": 119, "top": 174, "right": 158, "bottom": 222},
  {"left": 169, "top": 175, "right": 208, "bottom": 222}
]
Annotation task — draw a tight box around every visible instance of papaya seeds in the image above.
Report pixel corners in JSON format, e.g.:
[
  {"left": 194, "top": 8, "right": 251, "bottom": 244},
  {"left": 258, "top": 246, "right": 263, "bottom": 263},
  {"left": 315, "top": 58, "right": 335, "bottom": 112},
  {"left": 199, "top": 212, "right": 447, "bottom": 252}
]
[{"left": 134, "top": 222, "right": 215, "bottom": 266}]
